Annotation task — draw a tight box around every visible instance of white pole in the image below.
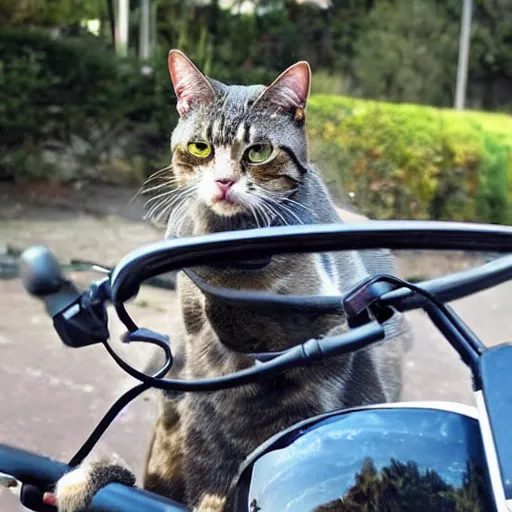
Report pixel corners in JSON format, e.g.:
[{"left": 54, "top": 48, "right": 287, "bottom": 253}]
[
  {"left": 454, "top": 0, "right": 473, "bottom": 109},
  {"left": 150, "top": 0, "right": 157, "bottom": 55},
  {"left": 139, "top": 0, "right": 151, "bottom": 60},
  {"left": 117, "top": 0, "right": 129, "bottom": 57}
]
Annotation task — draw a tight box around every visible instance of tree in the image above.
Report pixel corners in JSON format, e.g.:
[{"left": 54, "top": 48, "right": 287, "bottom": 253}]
[
  {"left": 313, "top": 457, "right": 492, "bottom": 511},
  {"left": 0, "top": 0, "right": 105, "bottom": 27},
  {"left": 353, "top": 0, "right": 458, "bottom": 107},
  {"left": 467, "top": 0, "right": 512, "bottom": 109}
]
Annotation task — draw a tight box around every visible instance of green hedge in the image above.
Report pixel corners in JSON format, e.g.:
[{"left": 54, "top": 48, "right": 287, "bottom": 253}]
[
  {"left": 307, "top": 96, "right": 512, "bottom": 224},
  {"left": 0, "top": 28, "right": 177, "bottom": 182}
]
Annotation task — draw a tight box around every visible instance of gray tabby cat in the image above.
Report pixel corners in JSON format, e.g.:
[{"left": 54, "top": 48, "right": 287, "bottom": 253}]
[{"left": 49, "top": 50, "right": 412, "bottom": 512}]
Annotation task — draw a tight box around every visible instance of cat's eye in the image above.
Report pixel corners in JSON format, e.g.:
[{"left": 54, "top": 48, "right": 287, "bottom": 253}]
[
  {"left": 246, "top": 144, "right": 273, "bottom": 164},
  {"left": 188, "top": 142, "right": 212, "bottom": 158}
]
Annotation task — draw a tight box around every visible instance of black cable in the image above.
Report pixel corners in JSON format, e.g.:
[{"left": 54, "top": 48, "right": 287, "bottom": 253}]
[
  {"left": 344, "top": 273, "right": 486, "bottom": 367},
  {"left": 150, "top": 253, "right": 512, "bottom": 316},
  {"left": 101, "top": 272, "right": 487, "bottom": 394},
  {"left": 99, "top": 322, "right": 384, "bottom": 392},
  {"left": 66, "top": 323, "right": 173, "bottom": 467},
  {"left": 67, "top": 383, "right": 150, "bottom": 468}
]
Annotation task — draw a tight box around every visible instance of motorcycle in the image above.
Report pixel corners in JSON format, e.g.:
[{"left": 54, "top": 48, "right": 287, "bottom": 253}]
[{"left": 1, "top": 220, "right": 512, "bottom": 511}]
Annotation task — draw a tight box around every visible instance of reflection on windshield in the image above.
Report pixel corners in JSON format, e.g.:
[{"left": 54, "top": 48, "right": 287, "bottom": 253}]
[{"left": 248, "top": 408, "right": 492, "bottom": 511}]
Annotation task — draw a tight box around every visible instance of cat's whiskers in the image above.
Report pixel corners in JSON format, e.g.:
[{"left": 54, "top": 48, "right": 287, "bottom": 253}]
[
  {"left": 255, "top": 201, "right": 274, "bottom": 227},
  {"left": 252, "top": 189, "right": 302, "bottom": 225},
  {"left": 154, "top": 195, "right": 189, "bottom": 227},
  {"left": 142, "top": 164, "right": 173, "bottom": 183},
  {"left": 245, "top": 203, "right": 261, "bottom": 228},
  {"left": 141, "top": 180, "right": 180, "bottom": 197},
  {"left": 165, "top": 186, "right": 198, "bottom": 226},
  {"left": 265, "top": 189, "right": 316, "bottom": 217},
  {"left": 154, "top": 197, "right": 179, "bottom": 225},
  {"left": 142, "top": 182, "right": 185, "bottom": 215},
  {"left": 171, "top": 195, "right": 196, "bottom": 235},
  {"left": 246, "top": 192, "right": 273, "bottom": 227},
  {"left": 145, "top": 185, "right": 197, "bottom": 224},
  {"left": 258, "top": 197, "right": 290, "bottom": 227},
  {"left": 145, "top": 191, "right": 179, "bottom": 220},
  {"left": 169, "top": 191, "right": 195, "bottom": 224},
  {"left": 128, "top": 164, "right": 174, "bottom": 205},
  {"left": 144, "top": 188, "right": 179, "bottom": 208},
  {"left": 272, "top": 201, "right": 304, "bottom": 225},
  {"left": 270, "top": 200, "right": 305, "bottom": 225},
  {"left": 283, "top": 198, "right": 315, "bottom": 216},
  {"left": 162, "top": 188, "right": 197, "bottom": 224},
  {"left": 243, "top": 192, "right": 267, "bottom": 228},
  {"left": 142, "top": 176, "right": 182, "bottom": 196}
]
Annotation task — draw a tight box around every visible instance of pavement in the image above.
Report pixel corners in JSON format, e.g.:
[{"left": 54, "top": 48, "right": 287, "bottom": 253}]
[{"left": 1, "top": 183, "right": 511, "bottom": 511}]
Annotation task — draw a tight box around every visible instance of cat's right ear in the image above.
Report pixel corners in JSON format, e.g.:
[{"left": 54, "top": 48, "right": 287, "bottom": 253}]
[{"left": 168, "top": 50, "right": 216, "bottom": 118}]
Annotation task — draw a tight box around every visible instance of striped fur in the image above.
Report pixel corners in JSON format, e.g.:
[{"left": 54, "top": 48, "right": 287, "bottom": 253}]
[{"left": 51, "top": 50, "right": 412, "bottom": 512}]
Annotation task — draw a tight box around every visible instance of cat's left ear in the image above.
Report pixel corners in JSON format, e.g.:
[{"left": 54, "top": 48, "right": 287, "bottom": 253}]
[{"left": 252, "top": 61, "right": 311, "bottom": 121}]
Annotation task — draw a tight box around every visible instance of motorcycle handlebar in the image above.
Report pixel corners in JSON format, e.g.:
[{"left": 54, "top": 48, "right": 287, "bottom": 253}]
[
  {"left": 0, "top": 444, "right": 188, "bottom": 512},
  {"left": 19, "top": 246, "right": 83, "bottom": 322},
  {"left": 383, "top": 252, "right": 512, "bottom": 311},
  {"left": 18, "top": 226, "right": 512, "bottom": 318}
]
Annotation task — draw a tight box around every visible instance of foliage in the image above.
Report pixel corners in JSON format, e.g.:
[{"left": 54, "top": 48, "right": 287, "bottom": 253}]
[
  {"left": 0, "top": 28, "right": 177, "bottom": 182},
  {"left": 353, "top": 0, "right": 458, "bottom": 107},
  {"left": 2, "top": 18, "right": 512, "bottom": 224},
  {"left": 315, "top": 457, "right": 492, "bottom": 511},
  {"left": 147, "top": 0, "right": 512, "bottom": 110},
  {"left": 307, "top": 95, "right": 512, "bottom": 223},
  {"left": 3, "top": 0, "right": 512, "bottom": 110},
  {"left": 0, "top": 0, "right": 106, "bottom": 27},
  {"left": 466, "top": 0, "right": 512, "bottom": 110}
]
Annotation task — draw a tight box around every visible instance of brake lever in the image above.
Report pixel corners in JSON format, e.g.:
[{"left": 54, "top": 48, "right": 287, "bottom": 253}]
[
  {"left": 50, "top": 280, "right": 110, "bottom": 348},
  {"left": 344, "top": 279, "right": 399, "bottom": 317},
  {"left": 343, "top": 277, "right": 399, "bottom": 327}
]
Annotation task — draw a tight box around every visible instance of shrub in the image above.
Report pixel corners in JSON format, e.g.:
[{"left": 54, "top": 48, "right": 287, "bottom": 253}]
[
  {"left": 353, "top": 0, "right": 458, "bottom": 107},
  {"left": 0, "top": 28, "right": 177, "bottom": 183},
  {"left": 307, "top": 95, "right": 512, "bottom": 224}
]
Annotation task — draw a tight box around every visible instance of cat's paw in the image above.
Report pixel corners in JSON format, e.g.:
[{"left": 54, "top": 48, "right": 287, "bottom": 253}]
[
  {"left": 193, "top": 493, "right": 226, "bottom": 512},
  {"left": 52, "top": 460, "right": 136, "bottom": 512}
]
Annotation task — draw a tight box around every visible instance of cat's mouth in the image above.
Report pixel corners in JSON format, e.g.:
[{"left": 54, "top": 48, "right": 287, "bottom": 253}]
[
  {"left": 208, "top": 180, "right": 246, "bottom": 216},
  {"left": 209, "top": 194, "right": 245, "bottom": 216}
]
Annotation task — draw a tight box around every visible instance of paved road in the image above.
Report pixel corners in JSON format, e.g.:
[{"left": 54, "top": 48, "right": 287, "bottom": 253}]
[{"left": 1, "top": 201, "right": 511, "bottom": 510}]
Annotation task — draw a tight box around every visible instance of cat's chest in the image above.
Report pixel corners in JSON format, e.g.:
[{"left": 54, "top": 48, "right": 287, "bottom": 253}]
[
  {"left": 177, "top": 255, "right": 346, "bottom": 352},
  {"left": 178, "top": 252, "right": 340, "bottom": 310},
  {"left": 182, "top": 375, "right": 333, "bottom": 445}
]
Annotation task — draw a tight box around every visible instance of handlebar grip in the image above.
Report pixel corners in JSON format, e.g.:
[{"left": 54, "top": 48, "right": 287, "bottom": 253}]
[
  {"left": 19, "top": 246, "right": 64, "bottom": 297},
  {"left": 0, "top": 444, "right": 189, "bottom": 512},
  {"left": 0, "top": 444, "right": 67, "bottom": 487},
  {"left": 92, "top": 483, "right": 189, "bottom": 512}
]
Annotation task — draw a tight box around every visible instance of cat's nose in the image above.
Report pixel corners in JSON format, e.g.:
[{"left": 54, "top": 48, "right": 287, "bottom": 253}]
[{"left": 215, "top": 178, "right": 235, "bottom": 197}]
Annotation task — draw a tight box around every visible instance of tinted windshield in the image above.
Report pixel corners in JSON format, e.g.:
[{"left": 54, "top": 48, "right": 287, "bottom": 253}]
[{"left": 247, "top": 407, "right": 493, "bottom": 511}]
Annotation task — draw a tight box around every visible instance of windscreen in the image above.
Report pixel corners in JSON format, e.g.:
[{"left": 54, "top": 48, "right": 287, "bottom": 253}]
[{"left": 245, "top": 407, "right": 493, "bottom": 512}]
